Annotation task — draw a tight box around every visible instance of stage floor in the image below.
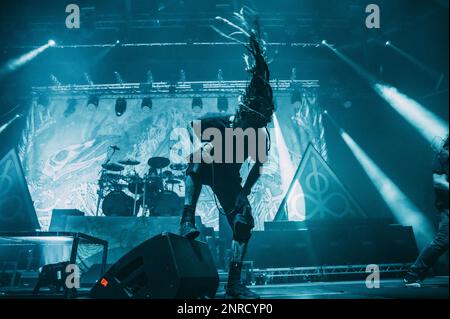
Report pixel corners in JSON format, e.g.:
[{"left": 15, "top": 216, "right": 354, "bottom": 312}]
[
  {"left": 0, "top": 277, "right": 447, "bottom": 299},
  {"left": 216, "top": 276, "right": 449, "bottom": 299}
]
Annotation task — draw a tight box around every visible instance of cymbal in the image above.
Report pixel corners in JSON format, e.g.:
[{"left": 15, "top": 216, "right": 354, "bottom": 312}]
[
  {"left": 102, "top": 163, "right": 125, "bottom": 172},
  {"left": 118, "top": 159, "right": 141, "bottom": 166},
  {"left": 165, "top": 179, "right": 181, "bottom": 185},
  {"left": 169, "top": 163, "right": 188, "bottom": 171},
  {"left": 162, "top": 170, "right": 174, "bottom": 179},
  {"left": 147, "top": 156, "right": 170, "bottom": 169}
]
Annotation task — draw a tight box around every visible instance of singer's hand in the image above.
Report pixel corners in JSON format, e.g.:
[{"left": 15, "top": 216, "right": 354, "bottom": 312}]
[{"left": 201, "top": 142, "right": 214, "bottom": 163}]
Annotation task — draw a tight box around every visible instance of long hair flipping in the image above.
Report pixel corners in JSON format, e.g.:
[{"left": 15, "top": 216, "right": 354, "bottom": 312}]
[{"left": 212, "top": 7, "right": 275, "bottom": 127}]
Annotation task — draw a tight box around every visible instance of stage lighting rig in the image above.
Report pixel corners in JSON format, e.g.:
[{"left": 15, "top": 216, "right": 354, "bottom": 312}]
[
  {"left": 291, "top": 89, "right": 302, "bottom": 104},
  {"left": 290, "top": 68, "right": 297, "bottom": 81},
  {"left": 146, "top": 70, "right": 153, "bottom": 85},
  {"left": 84, "top": 72, "right": 94, "bottom": 86},
  {"left": 217, "top": 69, "right": 224, "bottom": 82},
  {"left": 114, "top": 71, "right": 124, "bottom": 84},
  {"left": 37, "top": 94, "right": 50, "bottom": 107},
  {"left": 64, "top": 99, "right": 77, "bottom": 117},
  {"left": 217, "top": 96, "right": 228, "bottom": 113},
  {"left": 192, "top": 96, "right": 203, "bottom": 113},
  {"left": 169, "top": 83, "right": 177, "bottom": 94},
  {"left": 179, "top": 69, "right": 186, "bottom": 83},
  {"left": 115, "top": 98, "right": 127, "bottom": 117},
  {"left": 87, "top": 95, "right": 99, "bottom": 108},
  {"left": 141, "top": 97, "right": 153, "bottom": 110},
  {"left": 50, "top": 74, "right": 61, "bottom": 87}
]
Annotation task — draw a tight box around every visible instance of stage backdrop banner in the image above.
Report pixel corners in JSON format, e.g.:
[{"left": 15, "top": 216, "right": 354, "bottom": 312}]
[{"left": 19, "top": 91, "right": 324, "bottom": 230}]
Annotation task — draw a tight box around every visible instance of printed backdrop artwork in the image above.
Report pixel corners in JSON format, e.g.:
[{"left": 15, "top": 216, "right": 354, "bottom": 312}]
[{"left": 19, "top": 90, "right": 324, "bottom": 230}]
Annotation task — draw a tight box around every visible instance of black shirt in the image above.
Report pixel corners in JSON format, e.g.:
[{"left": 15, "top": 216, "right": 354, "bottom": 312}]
[
  {"left": 189, "top": 113, "right": 268, "bottom": 181},
  {"left": 432, "top": 149, "right": 449, "bottom": 211}
]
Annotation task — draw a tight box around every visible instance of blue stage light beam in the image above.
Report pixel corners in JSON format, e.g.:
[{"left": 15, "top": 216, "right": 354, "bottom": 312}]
[
  {"left": 339, "top": 130, "right": 434, "bottom": 245},
  {"left": 322, "top": 41, "right": 378, "bottom": 84},
  {"left": 385, "top": 41, "right": 439, "bottom": 81},
  {"left": 273, "top": 113, "right": 305, "bottom": 221},
  {"left": 324, "top": 110, "right": 434, "bottom": 245},
  {"left": 323, "top": 42, "right": 448, "bottom": 144},
  {"left": 374, "top": 84, "right": 448, "bottom": 143},
  {"left": 0, "top": 41, "right": 55, "bottom": 79}
]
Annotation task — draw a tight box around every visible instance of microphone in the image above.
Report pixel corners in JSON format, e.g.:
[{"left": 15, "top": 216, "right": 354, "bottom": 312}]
[{"left": 110, "top": 145, "right": 120, "bottom": 151}]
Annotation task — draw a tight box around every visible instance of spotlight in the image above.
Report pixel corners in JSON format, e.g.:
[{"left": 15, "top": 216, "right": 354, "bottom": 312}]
[
  {"left": 48, "top": 40, "right": 56, "bottom": 47},
  {"left": 273, "top": 114, "right": 305, "bottom": 221},
  {"left": 179, "top": 69, "right": 186, "bottom": 83},
  {"left": 115, "top": 98, "right": 127, "bottom": 117},
  {"left": 291, "top": 89, "right": 302, "bottom": 104},
  {"left": 146, "top": 70, "right": 153, "bottom": 84},
  {"left": 217, "top": 96, "right": 228, "bottom": 113},
  {"left": 169, "top": 83, "right": 176, "bottom": 94},
  {"left": 217, "top": 69, "right": 224, "bottom": 82},
  {"left": 321, "top": 40, "right": 327, "bottom": 45},
  {"left": 340, "top": 130, "right": 434, "bottom": 245},
  {"left": 116, "top": 40, "right": 120, "bottom": 45},
  {"left": 325, "top": 111, "right": 435, "bottom": 246},
  {"left": 141, "top": 97, "right": 153, "bottom": 110},
  {"left": 114, "top": 71, "right": 124, "bottom": 84},
  {"left": 383, "top": 41, "right": 439, "bottom": 81},
  {"left": 87, "top": 95, "right": 99, "bottom": 108},
  {"left": 64, "top": 99, "right": 77, "bottom": 117},
  {"left": 37, "top": 94, "right": 49, "bottom": 107},
  {"left": 192, "top": 97, "right": 203, "bottom": 113},
  {"left": 290, "top": 67, "right": 297, "bottom": 81},
  {"left": 321, "top": 40, "right": 448, "bottom": 142},
  {"left": 374, "top": 84, "right": 448, "bottom": 143},
  {"left": 50, "top": 74, "right": 61, "bottom": 87},
  {"left": 84, "top": 72, "right": 94, "bottom": 86},
  {"left": 1, "top": 41, "right": 54, "bottom": 78}
]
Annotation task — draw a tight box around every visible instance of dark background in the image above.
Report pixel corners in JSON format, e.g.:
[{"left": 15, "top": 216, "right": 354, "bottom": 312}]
[{"left": 0, "top": 1, "right": 448, "bottom": 239}]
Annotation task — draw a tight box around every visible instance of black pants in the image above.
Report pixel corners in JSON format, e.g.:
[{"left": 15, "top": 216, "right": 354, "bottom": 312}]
[
  {"left": 409, "top": 210, "right": 449, "bottom": 279},
  {"left": 185, "top": 163, "right": 254, "bottom": 241}
]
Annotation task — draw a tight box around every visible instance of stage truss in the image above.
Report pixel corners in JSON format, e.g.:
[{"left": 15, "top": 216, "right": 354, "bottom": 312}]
[
  {"left": 31, "top": 80, "right": 319, "bottom": 98},
  {"left": 220, "top": 263, "right": 413, "bottom": 285}
]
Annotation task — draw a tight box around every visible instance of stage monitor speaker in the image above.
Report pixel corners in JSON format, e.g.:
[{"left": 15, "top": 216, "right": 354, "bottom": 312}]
[
  {"left": 90, "top": 232, "right": 219, "bottom": 299},
  {"left": 0, "top": 149, "right": 40, "bottom": 231}
]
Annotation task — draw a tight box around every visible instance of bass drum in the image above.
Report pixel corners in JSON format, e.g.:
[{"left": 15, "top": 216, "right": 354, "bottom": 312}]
[
  {"left": 102, "top": 191, "right": 135, "bottom": 217},
  {"left": 151, "top": 191, "right": 184, "bottom": 216}
]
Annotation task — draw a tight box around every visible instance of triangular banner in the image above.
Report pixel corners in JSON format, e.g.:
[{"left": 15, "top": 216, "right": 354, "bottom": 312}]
[
  {"left": 0, "top": 149, "right": 40, "bottom": 231},
  {"left": 275, "top": 144, "right": 367, "bottom": 221}
]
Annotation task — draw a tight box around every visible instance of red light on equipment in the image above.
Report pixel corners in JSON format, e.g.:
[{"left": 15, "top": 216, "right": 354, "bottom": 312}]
[{"left": 100, "top": 278, "right": 109, "bottom": 287}]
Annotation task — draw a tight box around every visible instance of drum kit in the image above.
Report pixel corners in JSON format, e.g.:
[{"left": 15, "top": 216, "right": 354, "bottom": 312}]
[{"left": 95, "top": 146, "right": 187, "bottom": 217}]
